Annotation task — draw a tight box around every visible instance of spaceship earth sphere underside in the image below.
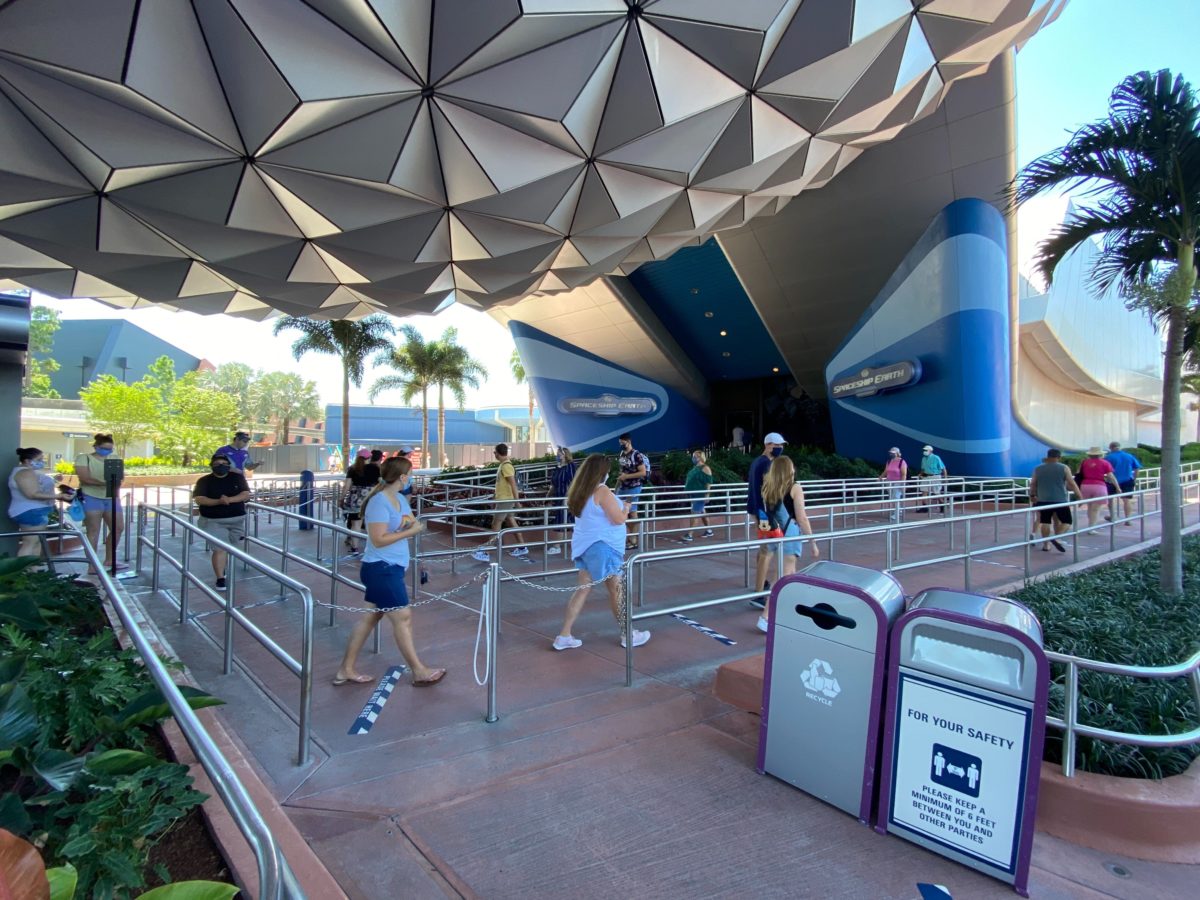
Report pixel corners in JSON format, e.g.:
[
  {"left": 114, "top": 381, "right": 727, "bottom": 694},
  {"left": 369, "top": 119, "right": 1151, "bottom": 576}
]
[{"left": 0, "top": 0, "right": 1063, "bottom": 320}]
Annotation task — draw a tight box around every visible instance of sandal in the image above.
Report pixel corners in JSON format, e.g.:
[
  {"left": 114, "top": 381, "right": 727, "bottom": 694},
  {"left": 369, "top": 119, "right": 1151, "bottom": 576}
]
[
  {"left": 331, "top": 674, "right": 373, "bottom": 686},
  {"left": 412, "top": 668, "right": 446, "bottom": 687}
]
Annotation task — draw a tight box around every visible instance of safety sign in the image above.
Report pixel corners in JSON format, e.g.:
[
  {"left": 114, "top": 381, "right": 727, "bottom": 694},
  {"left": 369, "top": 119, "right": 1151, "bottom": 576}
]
[{"left": 888, "top": 674, "right": 1032, "bottom": 873}]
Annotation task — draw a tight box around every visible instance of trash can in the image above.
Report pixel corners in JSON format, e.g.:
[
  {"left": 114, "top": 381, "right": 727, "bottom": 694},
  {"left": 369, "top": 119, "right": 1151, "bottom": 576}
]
[
  {"left": 758, "top": 560, "right": 906, "bottom": 823},
  {"left": 298, "top": 469, "right": 314, "bottom": 530},
  {"left": 876, "top": 589, "right": 1049, "bottom": 897}
]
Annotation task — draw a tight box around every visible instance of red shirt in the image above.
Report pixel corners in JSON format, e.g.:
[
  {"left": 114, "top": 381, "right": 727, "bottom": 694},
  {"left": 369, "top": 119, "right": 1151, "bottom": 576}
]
[{"left": 1079, "top": 457, "right": 1113, "bottom": 486}]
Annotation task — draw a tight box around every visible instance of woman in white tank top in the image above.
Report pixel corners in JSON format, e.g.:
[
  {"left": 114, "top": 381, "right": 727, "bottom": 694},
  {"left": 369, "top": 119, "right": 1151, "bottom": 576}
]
[
  {"left": 8, "top": 447, "right": 65, "bottom": 556},
  {"left": 552, "top": 454, "right": 651, "bottom": 651}
]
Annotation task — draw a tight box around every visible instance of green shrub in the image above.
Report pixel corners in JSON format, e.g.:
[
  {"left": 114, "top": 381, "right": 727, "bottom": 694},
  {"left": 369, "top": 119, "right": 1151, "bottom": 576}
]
[
  {"left": 1010, "top": 537, "right": 1200, "bottom": 779},
  {"left": 54, "top": 460, "right": 75, "bottom": 475}
]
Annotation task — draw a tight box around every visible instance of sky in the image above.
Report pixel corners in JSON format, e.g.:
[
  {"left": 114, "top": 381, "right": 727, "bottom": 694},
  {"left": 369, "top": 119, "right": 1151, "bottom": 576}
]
[{"left": 31, "top": 0, "right": 1199, "bottom": 409}]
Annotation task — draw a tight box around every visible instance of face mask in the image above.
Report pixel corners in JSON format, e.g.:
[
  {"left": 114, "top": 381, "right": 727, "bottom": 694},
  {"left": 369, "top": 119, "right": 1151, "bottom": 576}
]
[
  {"left": 30, "top": 460, "right": 44, "bottom": 469},
  {"left": 95, "top": 447, "right": 113, "bottom": 457},
  {"left": 693, "top": 458, "right": 701, "bottom": 466},
  {"left": 771, "top": 447, "right": 783, "bottom": 458},
  {"left": 923, "top": 450, "right": 931, "bottom": 457},
  {"left": 211, "top": 463, "right": 230, "bottom": 475}
]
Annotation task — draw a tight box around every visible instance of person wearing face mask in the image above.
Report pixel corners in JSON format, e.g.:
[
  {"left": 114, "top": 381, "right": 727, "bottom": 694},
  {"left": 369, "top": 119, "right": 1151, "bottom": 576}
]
[
  {"left": 74, "top": 433, "right": 125, "bottom": 572},
  {"left": 879, "top": 446, "right": 909, "bottom": 521},
  {"left": 682, "top": 450, "right": 714, "bottom": 542},
  {"left": 917, "top": 445, "right": 949, "bottom": 514},
  {"left": 748, "top": 432, "right": 787, "bottom": 603},
  {"left": 214, "top": 431, "right": 259, "bottom": 477},
  {"left": 9, "top": 447, "right": 71, "bottom": 557},
  {"left": 334, "top": 457, "right": 445, "bottom": 687},
  {"left": 615, "top": 433, "right": 650, "bottom": 550},
  {"left": 193, "top": 453, "right": 252, "bottom": 589},
  {"left": 545, "top": 447, "right": 577, "bottom": 555}
]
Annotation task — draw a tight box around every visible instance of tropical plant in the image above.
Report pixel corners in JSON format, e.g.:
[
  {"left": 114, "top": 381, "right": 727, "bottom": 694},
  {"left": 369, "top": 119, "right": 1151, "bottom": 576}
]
[
  {"left": 197, "top": 362, "right": 260, "bottom": 428},
  {"left": 25, "top": 305, "right": 62, "bottom": 398},
  {"left": 78, "top": 375, "right": 159, "bottom": 455},
  {"left": 156, "top": 373, "right": 240, "bottom": 466},
  {"left": 251, "top": 371, "right": 321, "bottom": 444},
  {"left": 273, "top": 314, "right": 395, "bottom": 463},
  {"left": 1012, "top": 69, "right": 1200, "bottom": 595},
  {"left": 510, "top": 349, "right": 536, "bottom": 459},
  {"left": 368, "top": 324, "right": 439, "bottom": 456},
  {"left": 431, "top": 328, "right": 487, "bottom": 469}
]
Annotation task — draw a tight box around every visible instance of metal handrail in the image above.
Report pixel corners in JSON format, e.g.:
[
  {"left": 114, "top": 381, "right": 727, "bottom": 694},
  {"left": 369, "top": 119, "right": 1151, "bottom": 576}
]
[
  {"left": 17, "top": 523, "right": 305, "bottom": 900},
  {"left": 137, "top": 505, "right": 315, "bottom": 766}
]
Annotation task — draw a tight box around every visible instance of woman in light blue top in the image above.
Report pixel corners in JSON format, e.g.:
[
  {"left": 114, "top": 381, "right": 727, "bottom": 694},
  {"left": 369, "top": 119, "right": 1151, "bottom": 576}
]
[
  {"left": 8, "top": 447, "right": 67, "bottom": 557},
  {"left": 334, "top": 457, "right": 445, "bottom": 687},
  {"left": 552, "top": 454, "right": 651, "bottom": 651}
]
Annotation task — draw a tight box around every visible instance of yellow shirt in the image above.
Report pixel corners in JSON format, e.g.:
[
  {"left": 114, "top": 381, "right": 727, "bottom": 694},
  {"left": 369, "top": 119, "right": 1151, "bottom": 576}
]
[{"left": 494, "top": 461, "right": 516, "bottom": 500}]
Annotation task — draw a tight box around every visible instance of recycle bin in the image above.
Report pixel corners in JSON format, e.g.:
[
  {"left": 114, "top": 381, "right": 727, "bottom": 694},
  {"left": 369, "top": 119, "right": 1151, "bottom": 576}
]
[
  {"left": 876, "top": 589, "right": 1048, "bottom": 896},
  {"left": 298, "top": 469, "right": 314, "bottom": 530},
  {"left": 758, "top": 560, "right": 906, "bottom": 823}
]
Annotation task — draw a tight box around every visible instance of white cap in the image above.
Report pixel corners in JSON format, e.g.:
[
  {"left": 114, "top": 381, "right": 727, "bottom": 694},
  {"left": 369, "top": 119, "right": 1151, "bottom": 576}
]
[
  {"left": 922, "top": 445, "right": 933, "bottom": 451},
  {"left": 889, "top": 446, "right": 900, "bottom": 454},
  {"left": 399, "top": 445, "right": 414, "bottom": 454},
  {"left": 763, "top": 432, "right": 786, "bottom": 445}
]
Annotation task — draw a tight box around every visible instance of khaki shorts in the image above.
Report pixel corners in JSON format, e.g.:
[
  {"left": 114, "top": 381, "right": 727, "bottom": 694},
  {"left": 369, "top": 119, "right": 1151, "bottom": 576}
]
[{"left": 198, "top": 515, "right": 247, "bottom": 551}]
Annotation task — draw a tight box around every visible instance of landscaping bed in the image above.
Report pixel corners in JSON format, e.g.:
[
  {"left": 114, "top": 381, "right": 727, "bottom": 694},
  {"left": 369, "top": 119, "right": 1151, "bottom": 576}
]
[{"left": 1009, "top": 537, "right": 1200, "bottom": 779}]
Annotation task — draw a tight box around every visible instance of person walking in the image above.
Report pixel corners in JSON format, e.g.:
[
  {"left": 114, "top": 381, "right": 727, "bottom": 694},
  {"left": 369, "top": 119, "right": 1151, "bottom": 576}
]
[
  {"left": 341, "top": 449, "right": 379, "bottom": 556},
  {"left": 545, "top": 447, "right": 577, "bottom": 556},
  {"left": 1078, "top": 446, "right": 1120, "bottom": 527},
  {"left": 1105, "top": 441, "right": 1141, "bottom": 523},
  {"left": 615, "top": 433, "right": 650, "bottom": 550},
  {"left": 214, "top": 431, "right": 259, "bottom": 476},
  {"left": 749, "top": 433, "right": 787, "bottom": 602},
  {"left": 552, "top": 453, "right": 650, "bottom": 651},
  {"left": 472, "top": 443, "right": 528, "bottom": 561},
  {"left": 74, "top": 433, "right": 124, "bottom": 572},
  {"left": 192, "top": 452, "right": 252, "bottom": 588},
  {"left": 1030, "top": 449, "right": 1082, "bottom": 552},
  {"left": 8, "top": 447, "right": 69, "bottom": 557},
  {"left": 682, "top": 450, "right": 714, "bottom": 542},
  {"left": 334, "top": 457, "right": 445, "bottom": 687},
  {"left": 879, "top": 447, "right": 908, "bottom": 521},
  {"left": 755, "top": 455, "right": 819, "bottom": 633},
  {"left": 917, "top": 444, "right": 948, "bottom": 513}
]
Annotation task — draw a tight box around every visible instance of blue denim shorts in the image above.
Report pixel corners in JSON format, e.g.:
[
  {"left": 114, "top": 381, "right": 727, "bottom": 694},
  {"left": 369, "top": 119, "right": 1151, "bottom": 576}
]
[
  {"left": 12, "top": 507, "right": 51, "bottom": 526},
  {"left": 616, "top": 484, "right": 642, "bottom": 511},
  {"left": 691, "top": 500, "right": 706, "bottom": 514},
  {"left": 574, "top": 541, "right": 623, "bottom": 582},
  {"left": 80, "top": 492, "right": 120, "bottom": 516},
  {"left": 781, "top": 521, "right": 807, "bottom": 558},
  {"left": 360, "top": 560, "right": 410, "bottom": 610}
]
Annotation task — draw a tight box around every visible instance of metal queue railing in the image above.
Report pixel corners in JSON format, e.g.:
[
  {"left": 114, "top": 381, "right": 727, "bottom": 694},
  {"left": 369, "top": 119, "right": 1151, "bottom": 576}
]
[
  {"left": 14, "top": 523, "right": 304, "bottom": 899},
  {"left": 135, "top": 505, "right": 315, "bottom": 766}
]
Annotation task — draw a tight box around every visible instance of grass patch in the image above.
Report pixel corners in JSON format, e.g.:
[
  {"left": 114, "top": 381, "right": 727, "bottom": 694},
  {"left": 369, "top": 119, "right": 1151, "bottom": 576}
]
[{"left": 1010, "top": 537, "right": 1200, "bottom": 779}]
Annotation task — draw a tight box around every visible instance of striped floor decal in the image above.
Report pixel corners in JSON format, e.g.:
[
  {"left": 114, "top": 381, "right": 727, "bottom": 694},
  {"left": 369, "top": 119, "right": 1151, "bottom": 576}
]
[
  {"left": 348, "top": 665, "right": 406, "bottom": 735},
  {"left": 670, "top": 613, "right": 736, "bottom": 646}
]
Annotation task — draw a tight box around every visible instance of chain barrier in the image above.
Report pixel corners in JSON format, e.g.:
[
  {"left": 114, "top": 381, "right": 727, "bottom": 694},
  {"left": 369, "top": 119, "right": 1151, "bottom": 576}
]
[{"left": 497, "top": 567, "right": 629, "bottom": 636}]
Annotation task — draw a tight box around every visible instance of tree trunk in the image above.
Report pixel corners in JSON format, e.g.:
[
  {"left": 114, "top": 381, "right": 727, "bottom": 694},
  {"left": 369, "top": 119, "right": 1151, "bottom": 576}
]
[
  {"left": 528, "top": 386, "right": 535, "bottom": 459},
  {"left": 421, "top": 384, "right": 429, "bottom": 466},
  {"left": 1159, "top": 243, "right": 1196, "bottom": 596},
  {"left": 282, "top": 416, "right": 291, "bottom": 445},
  {"left": 341, "top": 367, "right": 350, "bottom": 469},
  {"left": 437, "top": 382, "right": 446, "bottom": 471}
]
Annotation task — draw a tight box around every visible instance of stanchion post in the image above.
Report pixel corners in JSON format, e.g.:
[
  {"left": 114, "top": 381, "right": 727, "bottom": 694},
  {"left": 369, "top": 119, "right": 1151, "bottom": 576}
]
[
  {"left": 223, "top": 563, "right": 235, "bottom": 675},
  {"left": 151, "top": 510, "right": 162, "bottom": 591},
  {"left": 486, "top": 562, "right": 499, "bottom": 724},
  {"left": 180, "top": 528, "right": 192, "bottom": 624}
]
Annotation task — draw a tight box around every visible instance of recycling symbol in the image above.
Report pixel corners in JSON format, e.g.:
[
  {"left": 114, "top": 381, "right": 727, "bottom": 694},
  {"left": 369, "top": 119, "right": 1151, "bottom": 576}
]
[{"left": 801, "top": 658, "right": 842, "bottom": 700}]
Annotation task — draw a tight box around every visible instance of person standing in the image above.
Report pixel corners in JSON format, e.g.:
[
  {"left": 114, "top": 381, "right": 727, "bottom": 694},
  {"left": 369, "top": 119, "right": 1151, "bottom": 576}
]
[
  {"left": 9, "top": 447, "right": 69, "bottom": 557},
  {"left": 546, "top": 447, "right": 577, "bottom": 556},
  {"left": 214, "top": 431, "right": 259, "bottom": 477},
  {"left": 74, "top": 433, "right": 124, "bottom": 572},
  {"left": 749, "top": 432, "right": 786, "bottom": 601},
  {"left": 879, "top": 447, "right": 908, "bottom": 522},
  {"left": 1030, "top": 448, "right": 1082, "bottom": 552},
  {"left": 682, "top": 450, "right": 714, "bottom": 542},
  {"left": 1078, "top": 447, "right": 1120, "bottom": 527},
  {"left": 192, "top": 453, "right": 251, "bottom": 588},
  {"left": 334, "top": 457, "right": 445, "bottom": 687},
  {"left": 755, "top": 455, "right": 819, "bottom": 633},
  {"left": 1105, "top": 441, "right": 1141, "bottom": 523},
  {"left": 472, "top": 443, "right": 528, "bottom": 561},
  {"left": 917, "top": 444, "right": 948, "bottom": 513},
  {"left": 341, "top": 449, "right": 379, "bottom": 556},
  {"left": 615, "top": 433, "right": 650, "bottom": 550},
  {"left": 552, "top": 453, "right": 650, "bottom": 651}
]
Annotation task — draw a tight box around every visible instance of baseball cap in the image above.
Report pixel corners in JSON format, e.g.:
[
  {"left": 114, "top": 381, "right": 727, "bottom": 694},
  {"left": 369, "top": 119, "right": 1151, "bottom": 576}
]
[
  {"left": 763, "top": 432, "right": 786, "bottom": 445},
  {"left": 399, "top": 445, "right": 414, "bottom": 454},
  {"left": 356, "top": 448, "right": 371, "bottom": 459},
  {"left": 888, "top": 446, "right": 901, "bottom": 454},
  {"left": 234, "top": 431, "right": 250, "bottom": 440},
  {"left": 922, "top": 445, "right": 933, "bottom": 452}
]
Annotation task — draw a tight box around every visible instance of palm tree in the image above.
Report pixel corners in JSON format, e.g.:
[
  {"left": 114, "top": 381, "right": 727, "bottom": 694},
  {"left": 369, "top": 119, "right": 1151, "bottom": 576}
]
[
  {"left": 1182, "top": 372, "right": 1200, "bottom": 444},
  {"left": 432, "top": 328, "right": 487, "bottom": 469},
  {"left": 1012, "top": 69, "right": 1200, "bottom": 595},
  {"left": 252, "top": 371, "right": 321, "bottom": 444},
  {"left": 369, "top": 324, "right": 440, "bottom": 457},
  {"left": 510, "top": 348, "right": 536, "bottom": 458},
  {"left": 273, "top": 315, "right": 395, "bottom": 466}
]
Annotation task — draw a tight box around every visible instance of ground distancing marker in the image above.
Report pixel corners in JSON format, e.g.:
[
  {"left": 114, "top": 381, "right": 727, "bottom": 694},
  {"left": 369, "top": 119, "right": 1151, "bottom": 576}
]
[
  {"left": 670, "top": 613, "right": 736, "bottom": 646},
  {"left": 348, "top": 665, "right": 406, "bottom": 735}
]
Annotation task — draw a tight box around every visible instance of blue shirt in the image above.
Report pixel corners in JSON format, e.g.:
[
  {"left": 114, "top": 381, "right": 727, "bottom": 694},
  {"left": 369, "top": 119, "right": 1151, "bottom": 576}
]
[
  {"left": 362, "top": 491, "right": 412, "bottom": 567},
  {"left": 921, "top": 453, "right": 946, "bottom": 475},
  {"left": 1105, "top": 450, "right": 1140, "bottom": 484},
  {"left": 215, "top": 444, "right": 252, "bottom": 473},
  {"left": 747, "top": 454, "right": 772, "bottom": 519}
]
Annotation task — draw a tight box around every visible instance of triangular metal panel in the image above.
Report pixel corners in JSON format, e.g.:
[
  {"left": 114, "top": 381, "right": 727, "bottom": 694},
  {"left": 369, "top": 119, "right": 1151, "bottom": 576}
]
[
  {"left": 429, "top": 104, "right": 497, "bottom": 207},
  {"left": 0, "top": 0, "right": 135, "bottom": 82},
  {"left": 179, "top": 261, "right": 234, "bottom": 297},
  {"left": 416, "top": 213, "right": 452, "bottom": 263},
  {"left": 824, "top": 23, "right": 913, "bottom": 130},
  {"left": 227, "top": 166, "right": 305, "bottom": 238},
  {"left": 319, "top": 210, "right": 444, "bottom": 261},
  {"left": 645, "top": 15, "right": 764, "bottom": 86},
  {"left": 288, "top": 242, "right": 340, "bottom": 283},
  {"left": 255, "top": 171, "right": 341, "bottom": 238},
  {"left": 447, "top": 100, "right": 583, "bottom": 154},
  {"left": 758, "top": 16, "right": 903, "bottom": 100},
  {"left": 389, "top": 101, "right": 447, "bottom": 205},
  {"left": 639, "top": 21, "right": 745, "bottom": 125},
  {"left": 594, "top": 163, "right": 682, "bottom": 219},
  {"left": 570, "top": 166, "right": 621, "bottom": 233},
  {"left": 563, "top": 23, "right": 626, "bottom": 155},
  {"left": 428, "top": 0, "right": 522, "bottom": 84},
  {"left": 756, "top": 0, "right": 853, "bottom": 87},
  {"left": 257, "top": 165, "right": 440, "bottom": 231},
  {"left": 108, "top": 161, "right": 243, "bottom": 224},
  {"left": 638, "top": 0, "right": 786, "bottom": 31},
  {"left": 370, "top": 0, "right": 434, "bottom": 81},
  {"left": 758, "top": 94, "right": 836, "bottom": 132},
  {"left": 600, "top": 97, "right": 742, "bottom": 175},
  {"left": 258, "top": 92, "right": 419, "bottom": 156},
  {"left": 894, "top": 18, "right": 938, "bottom": 90},
  {"left": 98, "top": 200, "right": 188, "bottom": 258},
  {"left": 454, "top": 212, "right": 559, "bottom": 258},
  {"left": 300, "top": 0, "right": 421, "bottom": 80},
  {"left": 692, "top": 98, "right": 753, "bottom": 183},
  {"left": 750, "top": 95, "right": 810, "bottom": 160},
  {"left": 460, "top": 164, "right": 585, "bottom": 226},
  {"left": 851, "top": 0, "right": 914, "bottom": 44},
  {"left": 0, "top": 89, "right": 92, "bottom": 190},
  {"left": 592, "top": 26, "right": 664, "bottom": 156}
]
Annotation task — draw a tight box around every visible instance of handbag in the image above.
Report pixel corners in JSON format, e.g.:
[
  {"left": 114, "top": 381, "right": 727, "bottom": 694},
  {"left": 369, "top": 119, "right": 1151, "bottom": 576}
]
[{"left": 66, "top": 495, "right": 85, "bottom": 523}]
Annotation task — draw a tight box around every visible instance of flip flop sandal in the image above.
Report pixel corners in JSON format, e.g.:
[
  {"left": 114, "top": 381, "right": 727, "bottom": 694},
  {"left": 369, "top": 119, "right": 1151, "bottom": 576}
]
[
  {"left": 412, "top": 668, "right": 446, "bottom": 687},
  {"left": 331, "top": 674, "right": 374, "bottom": 686}
]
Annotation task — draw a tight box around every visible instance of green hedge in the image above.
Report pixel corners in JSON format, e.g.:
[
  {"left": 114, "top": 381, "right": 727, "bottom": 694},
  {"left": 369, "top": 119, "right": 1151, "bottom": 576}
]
[{"left": 1009, "top": 538, "right": 1200, "bottom": 779}]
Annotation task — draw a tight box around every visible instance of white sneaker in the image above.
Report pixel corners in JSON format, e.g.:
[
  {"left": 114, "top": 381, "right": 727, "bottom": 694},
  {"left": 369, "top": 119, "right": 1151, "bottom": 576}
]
[
  {"left": 681, "top": 534, "right": 694, "bottom": 542},
  {"left": 757, "top": 616, "right": 769, "bottom": 634},
  {"left": 619, "top": 629, "right": 651, "bottom": 648},
  {"left": 510, "top": 546, "right": 529, "bottom": 557},
  {"left": 472, "top": 550, "right": 491, "bottom": 562},
  {"left": 702, "top": 529, "right": 715, "bottom": 538},
  {"left": 552, "top": 635, "right": 582, "bottom": 651},
  {"left": 546, "top": 545, "right": 562, "bottom": 555}
]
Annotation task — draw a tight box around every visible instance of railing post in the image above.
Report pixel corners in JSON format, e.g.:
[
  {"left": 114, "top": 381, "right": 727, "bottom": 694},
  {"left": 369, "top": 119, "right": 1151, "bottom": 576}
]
[
  {"left": 179, "top": 526, "right": 192, "bottom": 624},
  {"left": 298, "top": 589, "right": 313, "bottom": 766},
  {"left": 1138, "top": 490, "right": 1146, "bottom": 543},
  {"left": 486, "top": 562, "right": 499, "bottom": 724},
  {"left": 151, "top": 510, "right": 162, "bottom": 591},
  {"left": 624, "top": 560, "right": 635, "bottom": 687},
  {"left": 884, "top": 528, "right": 894, "bottom": 572},
  {"left": 1062, "top": 661, "right": 1078, "bottom": 777},
  {"left": 223, "top": 562, "right": 235, "bottom": 675},
  {"left": 134, "top": 502, "right": 145, "bottom": 575},
  {"left": 963, "top": 519, "right": 972, "bottom": 591},
  {"left": 278, "top": 522, "right": 289, "bottom": 597}
]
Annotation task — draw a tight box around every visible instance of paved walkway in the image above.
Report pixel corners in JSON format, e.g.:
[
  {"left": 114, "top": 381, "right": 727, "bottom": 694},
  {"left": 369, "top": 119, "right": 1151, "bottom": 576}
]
[{"left": 90, "top": 495, "right": 1196, "bottom": 899}]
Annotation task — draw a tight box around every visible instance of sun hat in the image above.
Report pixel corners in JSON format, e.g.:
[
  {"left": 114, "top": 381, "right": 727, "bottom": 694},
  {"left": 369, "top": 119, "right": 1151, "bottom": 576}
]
[
  {"left": 763, "top": 432, "right": 786, "bottom": 445},
  {"left": 1085, "top": 446, "right": 1104, "bottom": 456}
]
